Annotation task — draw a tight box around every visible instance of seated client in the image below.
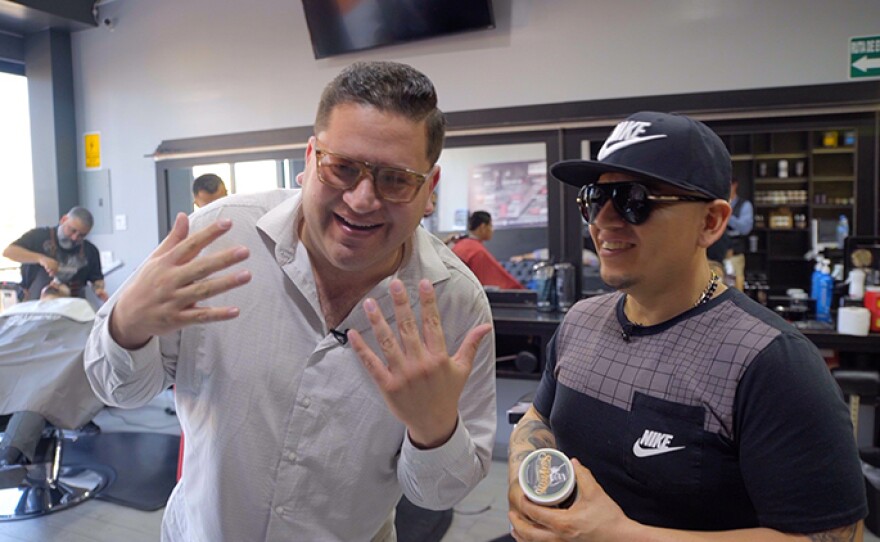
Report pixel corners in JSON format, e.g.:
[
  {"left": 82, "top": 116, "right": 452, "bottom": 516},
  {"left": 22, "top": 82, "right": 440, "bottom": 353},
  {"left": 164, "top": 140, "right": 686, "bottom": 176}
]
[
  {"left": 450, "top": 211, "right": 524, "bottom": 290},
  {"left": 0, "top": 283, "right": 103, "bottom": 467}
]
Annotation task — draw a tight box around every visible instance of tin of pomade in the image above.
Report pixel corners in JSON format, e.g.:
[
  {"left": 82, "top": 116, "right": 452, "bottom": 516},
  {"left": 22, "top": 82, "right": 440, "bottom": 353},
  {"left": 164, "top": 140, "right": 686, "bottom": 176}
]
[{"left": 518, "top": 448, "right": 577, "bottom": 508}]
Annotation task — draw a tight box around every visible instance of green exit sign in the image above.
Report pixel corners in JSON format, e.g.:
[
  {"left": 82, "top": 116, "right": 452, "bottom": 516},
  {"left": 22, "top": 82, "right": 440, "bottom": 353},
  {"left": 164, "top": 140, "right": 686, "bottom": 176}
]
[{"left": 850, "top": 35, "right": 880, "bottom": 79}]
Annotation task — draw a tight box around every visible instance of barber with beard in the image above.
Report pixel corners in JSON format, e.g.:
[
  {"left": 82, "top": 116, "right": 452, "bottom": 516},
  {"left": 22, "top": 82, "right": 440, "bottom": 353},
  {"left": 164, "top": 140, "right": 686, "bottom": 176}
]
[{"left": 3, "top": 207, "right": 108, "bottom": 302}]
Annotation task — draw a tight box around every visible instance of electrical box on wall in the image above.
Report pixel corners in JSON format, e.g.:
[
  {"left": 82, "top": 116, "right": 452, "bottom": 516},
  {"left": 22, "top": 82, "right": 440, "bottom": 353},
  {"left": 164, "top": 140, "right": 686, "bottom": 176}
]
[{"left": 78, "top": 170, "right": 112, "bottom": 235}]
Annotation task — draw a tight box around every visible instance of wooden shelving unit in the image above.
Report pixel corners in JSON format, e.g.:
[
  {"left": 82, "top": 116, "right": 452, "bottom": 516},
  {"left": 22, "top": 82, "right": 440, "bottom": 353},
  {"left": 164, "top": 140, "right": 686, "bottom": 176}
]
[{"left": 720, "top": 128, "right": 857, "bottom": 295}]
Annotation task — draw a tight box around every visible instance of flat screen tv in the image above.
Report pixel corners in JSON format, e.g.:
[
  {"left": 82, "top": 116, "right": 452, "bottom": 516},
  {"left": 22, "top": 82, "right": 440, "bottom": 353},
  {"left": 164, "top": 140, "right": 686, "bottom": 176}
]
[{"left": 302, "top": 0, "right": 495, "bottom": 59}]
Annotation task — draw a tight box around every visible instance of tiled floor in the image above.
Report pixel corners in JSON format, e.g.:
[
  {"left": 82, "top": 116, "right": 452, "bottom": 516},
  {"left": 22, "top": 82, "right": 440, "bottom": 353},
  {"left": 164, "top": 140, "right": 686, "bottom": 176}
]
[{"left": 1, "top": 391, "right": 877, "bottom": 541}]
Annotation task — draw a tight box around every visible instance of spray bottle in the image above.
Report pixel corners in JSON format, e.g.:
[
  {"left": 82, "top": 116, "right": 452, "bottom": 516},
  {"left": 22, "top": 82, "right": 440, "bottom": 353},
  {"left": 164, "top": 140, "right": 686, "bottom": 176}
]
[
  {"left": 816, "top": 258, "right": 834, "bottom": 323},
  {"left": 810, "top": 259, "right": 823, "bottom": 304}
]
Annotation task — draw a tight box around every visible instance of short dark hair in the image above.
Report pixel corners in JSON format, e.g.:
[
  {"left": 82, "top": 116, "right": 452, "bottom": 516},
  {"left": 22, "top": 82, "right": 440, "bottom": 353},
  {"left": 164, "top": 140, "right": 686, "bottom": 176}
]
[
  {"left": 314, "top": 61, "right": 446, "bottom": 165},
  {"left": 468, "top": 210, "right": 492, "bottom": 231},
  {"left": 192, "top": 174, "right": 225, "bottom": 196},
  {"left": 67, "top": 206, "right": 94, "bottom": 229}
]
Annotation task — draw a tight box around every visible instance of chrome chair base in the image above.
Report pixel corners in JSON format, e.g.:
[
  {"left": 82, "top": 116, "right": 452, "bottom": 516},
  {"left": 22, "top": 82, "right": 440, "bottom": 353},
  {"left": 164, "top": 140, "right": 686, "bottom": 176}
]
[
  {"left": 0, "top": 464, "right": 111, "bottom": 520},
  {"left": 0, "top": 430, "right": 112, "bottom": 521}
]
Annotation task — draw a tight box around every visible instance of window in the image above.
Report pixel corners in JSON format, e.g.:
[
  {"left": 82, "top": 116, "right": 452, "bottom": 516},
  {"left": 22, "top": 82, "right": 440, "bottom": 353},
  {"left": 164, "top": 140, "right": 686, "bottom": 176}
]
[
  {"left": 0, "top": 72, "right": 34, "bottom": 283},
  {"left": 233, "top": 160, "right": 280, "bottom": 194}
]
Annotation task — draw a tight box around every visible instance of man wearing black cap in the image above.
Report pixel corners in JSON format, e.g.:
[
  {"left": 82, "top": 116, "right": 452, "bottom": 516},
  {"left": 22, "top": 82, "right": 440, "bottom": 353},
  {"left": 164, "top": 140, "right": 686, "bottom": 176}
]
[{"left": 508, "top": 112, "right": 865, "bottom": 540}]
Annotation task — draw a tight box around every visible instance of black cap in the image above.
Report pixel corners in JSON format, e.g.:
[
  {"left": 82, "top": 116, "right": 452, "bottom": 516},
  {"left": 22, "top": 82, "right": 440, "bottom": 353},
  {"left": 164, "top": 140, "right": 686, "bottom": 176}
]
[{"left": 550, "top": 111, "right": 731, "bottom": 200}]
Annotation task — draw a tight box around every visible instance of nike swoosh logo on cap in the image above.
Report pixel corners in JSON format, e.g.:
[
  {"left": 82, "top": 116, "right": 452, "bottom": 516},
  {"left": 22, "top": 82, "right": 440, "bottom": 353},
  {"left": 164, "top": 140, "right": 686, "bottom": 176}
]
[
  {"left": 632, "top": 440, "right": 686, "bottom": 458},
  {"left": 598, "top": 134, "right": 667, "bottom": 161}
]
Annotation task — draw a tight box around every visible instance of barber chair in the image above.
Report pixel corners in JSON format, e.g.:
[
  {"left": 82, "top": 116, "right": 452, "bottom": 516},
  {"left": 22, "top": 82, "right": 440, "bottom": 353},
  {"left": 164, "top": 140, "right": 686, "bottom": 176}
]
[
  {"left": 0, "top": 297, "right": 111, "bottom": 520},
  {"left": 833, "top": 370, "right": 880, "bottom": 535},
  {"left": 0, "top": 418, "right": 111, "bottom": 521}
]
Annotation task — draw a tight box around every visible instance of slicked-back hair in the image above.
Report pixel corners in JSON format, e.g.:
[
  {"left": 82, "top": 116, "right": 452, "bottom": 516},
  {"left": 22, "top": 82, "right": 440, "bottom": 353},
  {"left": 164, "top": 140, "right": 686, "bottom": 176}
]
[
  {"left": 468, "top": 211, "right": 492, "bottom": 232},
  {"left": 66, "top": 206, "right": 94, "bottom": 229},
  {"left": 314, "top": 61, "right": 446, "bottom": 166},
  {"left": 192, "top": 174, "right": 225, "bottom": 196}
]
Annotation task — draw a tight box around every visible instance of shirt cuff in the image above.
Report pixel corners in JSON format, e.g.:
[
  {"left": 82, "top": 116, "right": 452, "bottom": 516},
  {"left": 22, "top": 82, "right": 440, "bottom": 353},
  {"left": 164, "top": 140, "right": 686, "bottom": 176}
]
[
  {"left": 401, "top": 414, "right": 471, "bottom": 471},
  {"left": 98, "top": 305, "right": 160, "bottom": 375}
]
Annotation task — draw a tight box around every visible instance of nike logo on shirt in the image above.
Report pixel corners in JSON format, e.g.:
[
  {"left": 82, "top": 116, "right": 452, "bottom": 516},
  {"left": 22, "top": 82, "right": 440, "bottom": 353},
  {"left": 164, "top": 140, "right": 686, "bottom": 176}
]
[
  {"left": 598, "top": 120, "right": 667, "bottom": 160},
  {"left": 632, "top": 429, "right": 686, "bottom": 458}
]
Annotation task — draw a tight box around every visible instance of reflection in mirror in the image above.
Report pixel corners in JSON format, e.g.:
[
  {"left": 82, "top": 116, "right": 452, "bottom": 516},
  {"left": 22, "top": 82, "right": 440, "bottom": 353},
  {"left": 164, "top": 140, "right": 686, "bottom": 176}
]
[{"left": 436, "top": 142, "right": 547, "bottom": 262}]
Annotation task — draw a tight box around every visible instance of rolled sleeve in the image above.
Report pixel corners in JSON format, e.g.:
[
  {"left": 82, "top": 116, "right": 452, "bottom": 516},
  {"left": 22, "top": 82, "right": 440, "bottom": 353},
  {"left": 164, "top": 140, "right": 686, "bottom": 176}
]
[
  {"left": 398, "top": 415, "right": 482, "bottom": 509},
  {"left": 83, "top": 300, "right": 173, "bottom": 408}
]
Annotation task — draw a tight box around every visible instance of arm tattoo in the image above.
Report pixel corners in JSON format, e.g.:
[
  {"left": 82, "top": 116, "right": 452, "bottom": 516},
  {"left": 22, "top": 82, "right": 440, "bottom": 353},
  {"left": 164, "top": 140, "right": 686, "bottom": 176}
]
[
  {"left": 509, "top": 418, "right": 556, "bottom": 472},
  {"left": 807, "top": 523, "right": 858, "bottom": 542}
]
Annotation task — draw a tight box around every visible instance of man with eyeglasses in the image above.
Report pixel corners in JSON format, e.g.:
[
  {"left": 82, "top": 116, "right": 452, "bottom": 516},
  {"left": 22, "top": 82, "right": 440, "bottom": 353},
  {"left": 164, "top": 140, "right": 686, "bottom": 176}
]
[
  {"left": 508, "top": 112, "right": 865, "bottom": 540},
  {"left": 3, "top": 206, "right": 108, "bottom": 302},
  {"left": 84, "top": 61, "right": 496, "bottom": 542}
]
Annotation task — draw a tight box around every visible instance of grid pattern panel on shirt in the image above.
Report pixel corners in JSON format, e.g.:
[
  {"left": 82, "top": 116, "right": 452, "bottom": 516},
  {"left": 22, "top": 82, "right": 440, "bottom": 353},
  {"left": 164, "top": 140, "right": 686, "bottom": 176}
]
[{"left": 556, "top": 293, "right": 781, "bottom": 438}]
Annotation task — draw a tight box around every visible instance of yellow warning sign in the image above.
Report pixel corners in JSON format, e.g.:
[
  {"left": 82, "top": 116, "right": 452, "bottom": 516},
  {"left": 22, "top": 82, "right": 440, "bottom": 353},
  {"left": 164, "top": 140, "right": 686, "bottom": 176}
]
[{"left": 84, "top": 132, "right": 101, "bottom": 169}]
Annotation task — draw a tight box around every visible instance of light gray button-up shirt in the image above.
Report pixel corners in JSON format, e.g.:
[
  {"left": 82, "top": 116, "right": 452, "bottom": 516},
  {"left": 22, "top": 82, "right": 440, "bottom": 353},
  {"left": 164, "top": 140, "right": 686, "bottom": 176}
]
[{"left": 84, "top": 189, "right": 496, "bottom": 542}]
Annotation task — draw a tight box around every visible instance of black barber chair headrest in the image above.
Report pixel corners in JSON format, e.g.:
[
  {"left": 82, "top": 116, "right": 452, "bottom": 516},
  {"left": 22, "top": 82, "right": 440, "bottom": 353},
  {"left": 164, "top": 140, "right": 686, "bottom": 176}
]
[{"left": 833, "top": 370, "right": 880, "bottom": 399}]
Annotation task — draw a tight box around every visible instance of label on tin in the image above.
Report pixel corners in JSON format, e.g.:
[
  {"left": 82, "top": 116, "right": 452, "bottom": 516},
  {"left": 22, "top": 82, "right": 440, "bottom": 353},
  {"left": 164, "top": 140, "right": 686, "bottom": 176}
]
[{"left": 519, "top": 448, "right": 575, "bottom": 506}]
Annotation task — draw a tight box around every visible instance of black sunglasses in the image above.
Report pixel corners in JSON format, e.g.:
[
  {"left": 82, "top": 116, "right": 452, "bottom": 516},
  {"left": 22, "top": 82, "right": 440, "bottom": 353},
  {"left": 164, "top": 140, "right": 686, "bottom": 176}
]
[{"left": 577, "top": 182, "right": 714, "bottom": 225}]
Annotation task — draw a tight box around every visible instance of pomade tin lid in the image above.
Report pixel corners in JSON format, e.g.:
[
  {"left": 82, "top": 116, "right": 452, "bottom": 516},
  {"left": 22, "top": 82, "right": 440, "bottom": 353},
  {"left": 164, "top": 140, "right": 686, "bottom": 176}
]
[{"left": 518, "top": 448, "right": 576, "bottom": 506}]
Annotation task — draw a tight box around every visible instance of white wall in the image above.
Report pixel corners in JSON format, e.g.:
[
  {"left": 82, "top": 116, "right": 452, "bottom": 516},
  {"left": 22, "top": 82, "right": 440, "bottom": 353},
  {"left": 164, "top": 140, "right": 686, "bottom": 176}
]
[{"left": 70, "top": 0, "right": 880, "bottom": 290}]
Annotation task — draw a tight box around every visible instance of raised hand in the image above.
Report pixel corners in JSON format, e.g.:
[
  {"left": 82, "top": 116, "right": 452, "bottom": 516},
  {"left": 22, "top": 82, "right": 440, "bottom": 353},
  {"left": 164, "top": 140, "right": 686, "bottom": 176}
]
[
  {"left": 109, "top": 213, "right": 252, "bottom": 350},
  {"left": 348, "top": 278, "right": 492, "bottom": 449}
]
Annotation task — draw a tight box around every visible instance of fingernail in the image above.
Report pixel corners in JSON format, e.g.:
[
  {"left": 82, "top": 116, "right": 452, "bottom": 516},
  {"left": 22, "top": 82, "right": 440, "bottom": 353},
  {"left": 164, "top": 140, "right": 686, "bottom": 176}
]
[
  {"left": 236, "top": 270, "right": 251, "bottom": 283},
  {"left": 234, "top": 246, "right": 249, "bottom": 258},
  {"left": 390, "top": 281, "right": 404, "bottom": 294},
  {"left": 218, "top": 219, "right": 232, "bottom": 229},
  {"left": 364, "top": 298, "right": 377, "bottom": 313},
  {"left": 419, "top": 279, "right": 432, "bottom": 292}
]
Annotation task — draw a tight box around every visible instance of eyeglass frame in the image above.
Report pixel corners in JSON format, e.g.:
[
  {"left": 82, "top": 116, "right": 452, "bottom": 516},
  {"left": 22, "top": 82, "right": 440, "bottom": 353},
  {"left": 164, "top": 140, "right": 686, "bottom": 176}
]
[
  {"left": 312, "top": 141, "right": 435, "bottom": 203},
  {"left": 576, "top": 181, "right": 715, "bottom": 226}
]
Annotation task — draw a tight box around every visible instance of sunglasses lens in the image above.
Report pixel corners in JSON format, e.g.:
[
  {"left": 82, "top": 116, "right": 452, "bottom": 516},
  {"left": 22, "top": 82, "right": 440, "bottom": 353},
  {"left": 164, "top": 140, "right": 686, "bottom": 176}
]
[
  {"left": 578, "top": 185, "right": 604, "bottom": 224},
  {"left": 579, "top": 183, "right": 653, "bottom": 225},
  {"left": 613, "top": 183, "right": 651, "bottom": 225}
]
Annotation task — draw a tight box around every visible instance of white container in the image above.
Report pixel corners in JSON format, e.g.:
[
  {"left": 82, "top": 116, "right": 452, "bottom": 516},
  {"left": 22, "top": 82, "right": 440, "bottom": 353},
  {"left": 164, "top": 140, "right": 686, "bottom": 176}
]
[
  {"left": 837, "top": 306, "right": 871, "bottom": 336},
  {"left": 778, "top": 159, "right": 789, "bottom": 178},
  {"left": 518, "top": 448, "right": 577, "bottom": 508},
  {"left": 849, "top": 269, "right": 867, "bottom": 300}
]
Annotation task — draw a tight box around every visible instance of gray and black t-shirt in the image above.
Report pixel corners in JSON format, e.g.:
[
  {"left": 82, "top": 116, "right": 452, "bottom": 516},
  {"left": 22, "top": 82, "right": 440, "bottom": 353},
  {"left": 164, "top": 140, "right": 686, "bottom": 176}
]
[{"left": 534, "top": 288, "right": 866, "bottom": 532}]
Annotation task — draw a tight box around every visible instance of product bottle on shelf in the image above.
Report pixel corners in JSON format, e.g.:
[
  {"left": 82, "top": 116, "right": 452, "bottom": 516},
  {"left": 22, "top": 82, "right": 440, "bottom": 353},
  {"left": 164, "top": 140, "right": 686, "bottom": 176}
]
[
  {"left": 810, "top": 259, "right": 823, "bottom": 304},
  {"left": 816, "top": 260, "right": 834, "bottom": 323},
  {"left": 836, "top": 215, "right": 849, "bottom": 248}
]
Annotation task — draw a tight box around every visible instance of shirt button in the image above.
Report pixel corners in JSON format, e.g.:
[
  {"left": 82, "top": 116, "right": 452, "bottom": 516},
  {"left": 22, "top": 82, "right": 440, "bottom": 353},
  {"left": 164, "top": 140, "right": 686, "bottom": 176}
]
[
  {"left": 301, "top": 396, "right": 311, "bottom": 408},
  {"left": 275, "top": 506, "right": 285, "bottom": 516},
  {"left": 286, "top": 451, "right": 297, "bottom": 462}
]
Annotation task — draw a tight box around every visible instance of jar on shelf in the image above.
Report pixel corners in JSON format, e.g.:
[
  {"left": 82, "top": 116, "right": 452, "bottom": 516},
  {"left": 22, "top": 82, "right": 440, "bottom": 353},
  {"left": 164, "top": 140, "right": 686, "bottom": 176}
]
[
  {"left": 823, "top": 131, "right": 839, "bottom": 148},
  {"left": 778, "top": 160, "right": 789, "bottom": 178}
]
